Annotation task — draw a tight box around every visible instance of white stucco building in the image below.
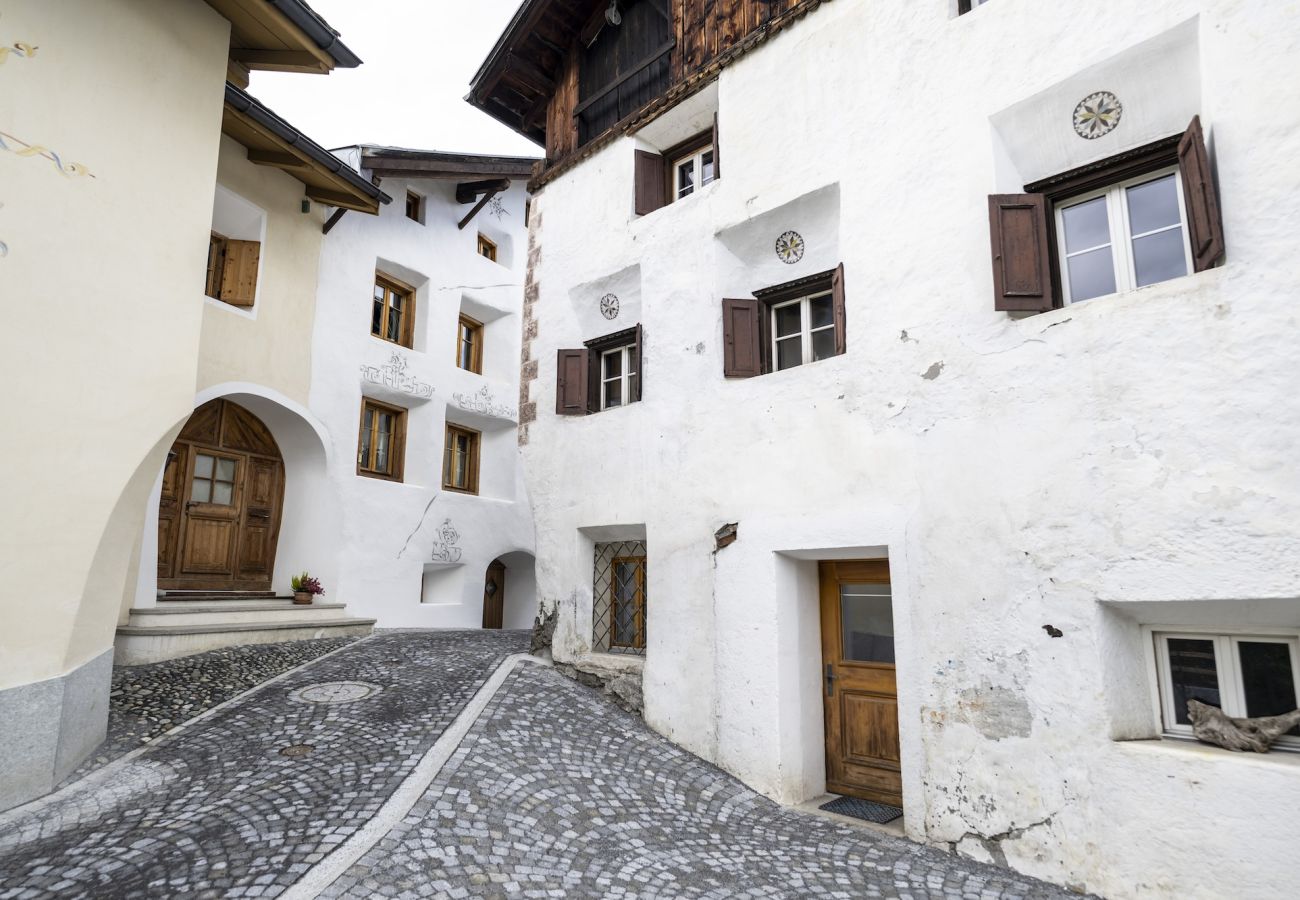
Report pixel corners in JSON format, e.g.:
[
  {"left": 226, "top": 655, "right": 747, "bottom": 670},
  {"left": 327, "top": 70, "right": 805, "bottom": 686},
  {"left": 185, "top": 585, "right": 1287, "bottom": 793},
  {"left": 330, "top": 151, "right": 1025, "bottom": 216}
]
[
  {"left": 307, "top": 146, "right": 538, "bottom": 630},
  {"left": 469, "top": 1, "right": 1300, "bottom": 897}
]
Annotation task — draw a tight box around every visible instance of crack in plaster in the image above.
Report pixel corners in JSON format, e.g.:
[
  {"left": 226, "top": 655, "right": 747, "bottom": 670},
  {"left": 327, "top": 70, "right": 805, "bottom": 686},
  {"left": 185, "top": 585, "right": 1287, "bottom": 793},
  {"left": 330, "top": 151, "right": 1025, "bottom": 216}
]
[{"left": 396, "top": 496, "right": 438, "bottom": 559}]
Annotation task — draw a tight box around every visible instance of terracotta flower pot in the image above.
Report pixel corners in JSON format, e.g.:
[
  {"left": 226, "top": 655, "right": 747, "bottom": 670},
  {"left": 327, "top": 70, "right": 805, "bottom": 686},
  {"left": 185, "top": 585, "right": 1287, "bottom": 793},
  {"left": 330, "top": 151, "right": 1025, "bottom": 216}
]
[{"left": 293, "top": 591, "right": 313, "bottom": 605}]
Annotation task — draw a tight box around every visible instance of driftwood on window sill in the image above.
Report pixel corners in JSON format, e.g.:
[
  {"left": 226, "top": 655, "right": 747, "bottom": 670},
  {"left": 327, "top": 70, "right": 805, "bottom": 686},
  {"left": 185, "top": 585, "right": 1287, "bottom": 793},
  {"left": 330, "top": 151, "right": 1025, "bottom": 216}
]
[{"left": 1187, "top": 699, "right": 1300, "bottom": 752}]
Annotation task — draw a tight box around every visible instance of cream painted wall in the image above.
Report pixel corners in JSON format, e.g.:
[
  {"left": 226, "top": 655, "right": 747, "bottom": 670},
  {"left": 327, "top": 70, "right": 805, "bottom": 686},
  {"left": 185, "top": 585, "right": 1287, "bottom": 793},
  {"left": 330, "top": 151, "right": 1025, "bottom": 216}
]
[
  {"left": 196, "top": 136, "right": 328, "bottom": 405},
  {"left": 522, "top": 1, "right": 1300, "bottom": 897},
  {"left": 0, "top": 0, "right": 229, "bottom": 689}
]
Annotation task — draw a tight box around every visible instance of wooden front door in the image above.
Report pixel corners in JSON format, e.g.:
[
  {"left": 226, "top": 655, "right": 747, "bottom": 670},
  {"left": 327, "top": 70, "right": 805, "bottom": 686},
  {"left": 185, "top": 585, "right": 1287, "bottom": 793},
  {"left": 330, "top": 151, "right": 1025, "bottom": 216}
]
[
  {"left": 482, "top": 560, "right": 506, "bottom": 629},
  {"left": 157, "top": 399, "right": 285, "bottom": 592},
  {"left": 819, "top": 559, "right": 902, "bottom": 806}
]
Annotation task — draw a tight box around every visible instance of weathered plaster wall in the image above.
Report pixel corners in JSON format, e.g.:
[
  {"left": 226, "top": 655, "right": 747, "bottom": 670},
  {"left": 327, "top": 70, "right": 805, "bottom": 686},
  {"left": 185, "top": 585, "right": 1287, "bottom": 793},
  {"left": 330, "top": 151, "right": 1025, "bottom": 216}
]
[
  {"left": 309, "top": 166, "right": 535, "bottom": 627},
  {"left": 0, "top": 0, "right": 229, "bottom": 808},
  {"left": 521, "top": 2, "right": 1300, "bottom": 897}
]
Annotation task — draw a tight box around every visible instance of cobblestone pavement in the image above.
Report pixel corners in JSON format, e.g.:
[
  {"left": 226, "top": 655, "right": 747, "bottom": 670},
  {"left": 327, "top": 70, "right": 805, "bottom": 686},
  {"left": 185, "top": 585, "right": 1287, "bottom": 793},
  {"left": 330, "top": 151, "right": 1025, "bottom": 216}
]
[
  {"left": 0, "top": 630, "right": 528, "bottom": 899},
  {"left": 322, "top": 665, "right": 1080, "bottom": 900},
  {"left": 0, "top": 633, "right": 1082, "bottom": 900},
  {"left": 62, "top": 637, "right": 360, "bottom": 783}
]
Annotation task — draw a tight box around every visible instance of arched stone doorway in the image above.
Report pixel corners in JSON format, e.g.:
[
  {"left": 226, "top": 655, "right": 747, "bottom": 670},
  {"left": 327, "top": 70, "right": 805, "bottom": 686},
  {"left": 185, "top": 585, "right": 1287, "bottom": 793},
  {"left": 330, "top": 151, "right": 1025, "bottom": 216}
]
[
  {"left": 483, "top": 551, "right": 536, "bottom": 630},
  {"left": 157, "top": 398, "right": 285, "bottom": 593}
]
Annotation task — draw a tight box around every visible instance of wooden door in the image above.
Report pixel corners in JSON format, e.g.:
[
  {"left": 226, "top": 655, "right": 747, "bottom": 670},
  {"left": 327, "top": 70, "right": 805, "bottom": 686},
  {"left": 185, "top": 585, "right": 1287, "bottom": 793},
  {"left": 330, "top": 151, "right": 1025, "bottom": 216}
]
[
  {"left": 482, "top": 560, "right": 506, "bottom": 629},
  {"left": 158, "top": 399, "right": 285, "bottom": 593},
  {"left": 819, "top": 559, "right": 902, "bottom": 806}
]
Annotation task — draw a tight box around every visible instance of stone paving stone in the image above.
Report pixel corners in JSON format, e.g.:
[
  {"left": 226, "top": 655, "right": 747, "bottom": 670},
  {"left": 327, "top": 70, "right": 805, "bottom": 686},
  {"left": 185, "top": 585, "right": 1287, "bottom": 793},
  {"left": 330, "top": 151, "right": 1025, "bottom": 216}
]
[
  {"left": 62, "top": 637, "right": 361, "bottom": 783},
  {"left": 0, "top": 630, "right": 529, "bottom": 900},
  {"left": 320, "top": 665, "right": 1084, "bottom": 900}
]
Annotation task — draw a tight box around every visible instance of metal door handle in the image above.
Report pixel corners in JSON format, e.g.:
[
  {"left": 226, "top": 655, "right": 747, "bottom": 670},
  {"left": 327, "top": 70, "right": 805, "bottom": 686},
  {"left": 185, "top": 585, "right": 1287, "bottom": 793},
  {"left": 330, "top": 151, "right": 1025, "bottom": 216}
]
[{"left": 825, "top": 663, "right": 837, "bottom": 697}]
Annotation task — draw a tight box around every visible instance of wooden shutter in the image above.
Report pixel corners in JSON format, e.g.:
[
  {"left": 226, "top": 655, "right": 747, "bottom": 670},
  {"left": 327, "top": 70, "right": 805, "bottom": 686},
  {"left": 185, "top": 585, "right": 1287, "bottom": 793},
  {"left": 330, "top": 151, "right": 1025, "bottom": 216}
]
[
  {"left": 1177, "top": 116, "right": 1225, "bottom": 272},
  {"left": 634, "top": 149, "right": 666, "bottom": 216},
  {"left": 987, "top": 194, "right": 1052, "bottom": 312},
  {"left": 831, "top": 263, "right": 846, "bottom": 356},
  {"left": 632, "top": 323, "right": 644, "bottom": 401},
  {"left": 722, "top": 298, "right": 762, "bottom": 378},
  {"left": 219, "top": 239, "right": 260, "bottom": 307},
  {"left": 556, "top": 349, "right": 591, "bottom": 416},
  {"left": 712, "top": 112, "right": 720, "bottom": 181}
]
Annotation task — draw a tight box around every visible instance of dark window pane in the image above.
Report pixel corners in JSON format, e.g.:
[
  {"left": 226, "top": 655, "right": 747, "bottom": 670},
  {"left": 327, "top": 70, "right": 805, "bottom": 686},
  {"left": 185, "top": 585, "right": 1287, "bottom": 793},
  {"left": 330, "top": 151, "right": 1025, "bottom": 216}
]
[
  {"left": 1066, "top": 245, "right": 1117, "bottom": 302},
  {"left": 811, "top": 328, "right": 836, "bottom": 362},
  {"left": 841, "top": 584, "right": 894, "bottom": 663},
  {"left": 1132, "top": 228, "right": 1188, "bottom": 287},
  {"left": 809, "top": 295, "right": 834, "bottom": 330},
  {"left": 371, "top": 297, "right": 383, "bottom": 336},
  {"left": 774, "top": 303, "right": 801, "bottom": 338},
  {"left": 1126, "top": 174, "right": 1181, "bottom": 235},
  {"left": 1167, "top": 638, "right": 1220, "bottom": 725},
  {"left": 1061, "top": 195, "right": 1110, "bottom": 253},
  {"left": 1239, "top": 641, "right": 1299, "bottom": 735},
  {"left": 776, "top": 338, "right": 801, "bottom": 371}
]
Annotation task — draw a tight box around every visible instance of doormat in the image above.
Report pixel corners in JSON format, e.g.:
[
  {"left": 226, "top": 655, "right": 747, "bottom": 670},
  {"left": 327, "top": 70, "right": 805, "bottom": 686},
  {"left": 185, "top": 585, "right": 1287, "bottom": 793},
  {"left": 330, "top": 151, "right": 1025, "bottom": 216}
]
[{"left": 819, "top": 795, "right": 903, "bottom": 824}]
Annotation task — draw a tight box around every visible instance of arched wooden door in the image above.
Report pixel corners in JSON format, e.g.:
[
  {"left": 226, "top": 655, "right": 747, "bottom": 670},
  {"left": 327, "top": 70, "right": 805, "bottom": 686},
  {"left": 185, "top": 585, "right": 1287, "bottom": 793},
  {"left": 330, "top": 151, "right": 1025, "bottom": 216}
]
[
  {"left": 157, "top": 399, "right": 285, "bottom": 593},
  {"left": 482, "top": 560, "right": 506, "bottom": 629}
]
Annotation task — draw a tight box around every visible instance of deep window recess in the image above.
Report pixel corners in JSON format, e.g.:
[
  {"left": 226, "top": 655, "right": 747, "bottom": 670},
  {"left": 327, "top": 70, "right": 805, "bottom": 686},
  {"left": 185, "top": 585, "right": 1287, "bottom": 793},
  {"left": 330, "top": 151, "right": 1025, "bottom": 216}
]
[
  {"left": 357, "top": 399, "right": 407, "bottom": 481},
  {"left": 442, "top": 423, "right": 481, "bottom": 494},
  {"left": 635, "top": 118, "right": 721, "bottom": 216},
  {"left": 477, "top": 233, "right": 498, "bottom": 262},
  {"left": 1154, "top": 632, "right": 1300, "bottom": 750},
  {"left": 556, "top": 325, "right": 643, "bottom": 415},
  {"left": 372, "top": 273, "right": 415, "bottom": 347},
  {"left": 592, "top": 540, "right": 647, "bottom": 654},
  {"left": 987, "top": 116, "right": 1224, "bottom": 313},
  {"left": 576, "top": 0, "right": 672, "bottom": 146},
  {"left": 405, "top": 190, "right": 423, "bottom": 223},
  {"left": 958, "top": 0, "right": 992, "bottom": 14},
  {"left": 456, "top": 314, "right": 484, "bottom": 374},
  {"left": 722, "top": 265, "right": 846, "bottom": 378},
  {"left": 205, "top": 231, "right": 260, "bottom": 307}
]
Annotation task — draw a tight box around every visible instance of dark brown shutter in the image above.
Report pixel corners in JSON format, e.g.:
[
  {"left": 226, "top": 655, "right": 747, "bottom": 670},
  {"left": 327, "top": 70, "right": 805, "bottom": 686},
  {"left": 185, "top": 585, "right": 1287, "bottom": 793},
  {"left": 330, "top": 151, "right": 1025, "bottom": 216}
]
[
  {"left": 831, "top": 263, "right": 846, "bottom": 356},
  {"left": 1178, "top": 116, "right": 1225, "bottom": 272},
  {"left": 722, "top": 298, "right": 762, "bottom": 378},
  {"left": 220, "top": 240, "right": 260, "bottom": 307},
  {"left": 712, "top": 112, "right": 720, "bottom": 181},
  {"left": 987, "top": 194, "right": 1053, "bottom": 312},
  {"left": 556, "top": 349, "right": 590, "bottom": 416},
  {"left": 634, "top": 149, "right": 666, "bottom": 216},
  {"left": 632, "top": 323, "right": 643, "bottom": 401}
]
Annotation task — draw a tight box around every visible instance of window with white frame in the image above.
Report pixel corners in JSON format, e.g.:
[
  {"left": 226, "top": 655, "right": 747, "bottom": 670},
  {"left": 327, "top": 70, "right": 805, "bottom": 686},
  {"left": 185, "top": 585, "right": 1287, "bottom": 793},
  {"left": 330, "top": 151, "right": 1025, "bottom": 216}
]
[
  {"left": 674, "top": 144, "right": 715, "bottom": 200},
  {"left": 958, "top": 0, "right": 991, "bottom": 13},
  {"left": 771, "top": 289, "right": 837, "bottom": 372},
  {"left": 600, "top": 343, "right": 638, "bottom": 410},
  {"left": 1153, "top": 631, "right": 1300, "bottom": 749},
  {"left": 1055, "top": 167, "right": 1192, "bottom": 304}
]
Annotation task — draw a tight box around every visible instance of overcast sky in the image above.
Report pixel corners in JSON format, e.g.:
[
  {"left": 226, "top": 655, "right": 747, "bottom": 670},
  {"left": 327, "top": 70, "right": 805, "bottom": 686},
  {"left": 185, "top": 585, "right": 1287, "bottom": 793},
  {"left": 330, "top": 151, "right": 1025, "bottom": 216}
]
[{"left": 249, "top": 0, "right": 541, "bottom": 157}]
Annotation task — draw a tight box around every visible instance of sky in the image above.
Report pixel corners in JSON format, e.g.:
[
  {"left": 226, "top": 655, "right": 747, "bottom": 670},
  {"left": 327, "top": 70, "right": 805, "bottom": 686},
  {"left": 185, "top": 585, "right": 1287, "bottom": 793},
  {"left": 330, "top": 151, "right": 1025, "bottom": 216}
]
[{"left": 249, "top": 0, "right": 541, "bottom": 157}]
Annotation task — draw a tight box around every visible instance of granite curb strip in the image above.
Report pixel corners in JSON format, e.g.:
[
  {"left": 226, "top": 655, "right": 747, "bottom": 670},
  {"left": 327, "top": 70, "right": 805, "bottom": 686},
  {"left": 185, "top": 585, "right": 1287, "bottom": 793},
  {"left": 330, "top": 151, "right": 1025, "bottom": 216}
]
[{"left": 281, "top": 652, "right": 548, "bottom": 899}]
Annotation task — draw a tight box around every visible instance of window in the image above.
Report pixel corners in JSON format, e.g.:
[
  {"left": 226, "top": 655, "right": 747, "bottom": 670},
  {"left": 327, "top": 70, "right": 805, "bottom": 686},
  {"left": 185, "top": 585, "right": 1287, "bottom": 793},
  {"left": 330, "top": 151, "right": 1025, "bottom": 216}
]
[
  {"left": 204, "top": 231, "right": 260, "bottom": 307},
  {"left": 190, "top": 453, "right": 238, "bottom": 506},
  {"left": 1055, "top": 168, "right": 1191, "bottom": 304},
  {"left": 476, "top": 233, "right": 497, "bottom": 262},
  {"left": 958, "top": 0, "right": 991, "bottom": 13},
  {"left": 722, "top": 265, "right": 846, "bottom": 378},
  {"left": 673, "top": 143, "right": 715, "bottom": 201},
  {"left": 372, "top": 273, "right": 414, "bottom": 348},
  {"left": 442, "top": 423, "right": 480, "bottom": 494},
  {"left": 635, "top": 123, "right": 721, "bottom": 216},
  {"left": 405, "top": 190, "right": 423, "bottom": 223},
  {"left": 456, "top": 314, "right": 484, "bottom": 374},
  {"left": 357, "top": 399, "right": 406, "bottom": 481},
  {"left": 592, "top": 541, "right": 647, "bottom": 654},
  {"left": 988, "top": 118, "right": 1225, "bottom": 313},
  {"left": 555, "top": 326, "right": 643, "bottom": 416},
  {"left": 1154, "top": 632, "right": 1300, "bottom": 750}
]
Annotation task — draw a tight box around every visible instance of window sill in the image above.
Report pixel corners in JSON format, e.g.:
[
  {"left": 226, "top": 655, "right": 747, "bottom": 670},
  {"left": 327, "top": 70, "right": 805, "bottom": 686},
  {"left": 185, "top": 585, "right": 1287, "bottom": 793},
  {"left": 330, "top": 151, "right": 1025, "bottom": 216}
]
[
  {"left": 1011, "top": 265, "right": 1225, "bottom": 324},
  {"left": 440, "top": 486, "right": 480, "bottom": 496},
  {"left": 202, "top": 294, "right": 258, "bottom": 320},
  {"left": 1114, "top": 736, "right": 1300, "bottom": 769},
  {"left": 575, "top": 651, "right": 645, "bottom": 672}
]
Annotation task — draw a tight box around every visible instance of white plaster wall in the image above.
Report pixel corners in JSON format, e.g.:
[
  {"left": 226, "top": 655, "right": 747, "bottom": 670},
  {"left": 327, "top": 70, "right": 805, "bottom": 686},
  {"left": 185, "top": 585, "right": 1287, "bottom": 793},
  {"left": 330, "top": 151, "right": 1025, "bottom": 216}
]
[
  {"left": 309, "top": 170, "right": 535, "bottom": 628},
  {"left": 521, "top": 2, "right": 1300, "bottom": 897}
]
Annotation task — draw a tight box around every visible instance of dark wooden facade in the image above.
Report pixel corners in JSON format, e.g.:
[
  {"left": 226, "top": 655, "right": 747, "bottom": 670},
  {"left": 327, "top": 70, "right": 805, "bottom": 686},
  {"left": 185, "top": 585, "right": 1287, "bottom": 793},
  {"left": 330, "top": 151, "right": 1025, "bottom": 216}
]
[{"left": 469, "top": 0, "right": 829, "bottom": 183}]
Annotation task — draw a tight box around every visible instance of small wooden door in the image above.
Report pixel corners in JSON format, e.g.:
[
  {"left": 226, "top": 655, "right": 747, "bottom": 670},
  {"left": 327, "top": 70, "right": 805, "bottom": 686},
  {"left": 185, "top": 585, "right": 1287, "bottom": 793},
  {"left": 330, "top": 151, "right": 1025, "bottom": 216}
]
[
  {"left": 482, "top": 560, "right": 506, "bottom": 629},
  {"left": 819, "top": 559, "right": 902, "bottom": 806},
  {"left": 158, "top": 399, "right": 285, "bottom": 593}
]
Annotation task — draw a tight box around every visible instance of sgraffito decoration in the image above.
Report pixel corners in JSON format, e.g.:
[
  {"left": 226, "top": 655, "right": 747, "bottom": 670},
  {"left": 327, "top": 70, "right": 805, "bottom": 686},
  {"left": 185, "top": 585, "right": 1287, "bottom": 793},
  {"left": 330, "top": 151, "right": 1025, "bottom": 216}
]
[
  {"left": 0, "top": 130, "right": 95, "bottom": 178},
  {"left": 1072, "top": 91, "right": 1122, "bottom": 140},
  {"left": 775, "top": 230, "right": 805, "bottom": 264},
  {"left": 430, "top": 519, "right": 463, "bottom": 564},
  {"left": 487, "top": 195, "right": 509, "bottom": 220},
  {"left": 0, "top": 41, "right": 37, "bottom": 65},
  {"left": 360, "top": 351, "right": 434, "bottom": 399},
  {"left": 599, "top": 293, "right": 620, "bottom": 320},
  {"left": 452, "top": 384, "right": 516, "bottom": 419}
]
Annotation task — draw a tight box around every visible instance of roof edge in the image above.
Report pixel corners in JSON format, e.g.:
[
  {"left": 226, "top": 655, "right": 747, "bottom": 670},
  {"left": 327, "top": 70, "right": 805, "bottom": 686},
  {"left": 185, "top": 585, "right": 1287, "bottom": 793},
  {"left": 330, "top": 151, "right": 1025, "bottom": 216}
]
[{"left": 267, "top": 0, "right": 363, "bottom": 68}]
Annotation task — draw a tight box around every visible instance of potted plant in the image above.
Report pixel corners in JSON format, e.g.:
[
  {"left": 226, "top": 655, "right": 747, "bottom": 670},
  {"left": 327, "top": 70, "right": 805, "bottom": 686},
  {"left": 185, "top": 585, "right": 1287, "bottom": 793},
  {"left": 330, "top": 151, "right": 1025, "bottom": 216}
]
[{"left": 291, "top": 572, "right": 325, "bottom": 605}]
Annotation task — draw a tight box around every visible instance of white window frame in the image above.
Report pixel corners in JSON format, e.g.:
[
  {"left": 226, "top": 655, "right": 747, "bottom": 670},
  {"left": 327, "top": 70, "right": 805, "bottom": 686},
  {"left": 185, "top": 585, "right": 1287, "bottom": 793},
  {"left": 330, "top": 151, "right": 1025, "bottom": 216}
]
[
  {"left": 673, "top": 145, "right": 715, "bottom": 201},
  {"left": 1149, "top": 627, "right": 1300, "bottom": 751},
  {"left": 600, "top": 344, "right": 637, "bottom": 410},
  {"left": 769, "top": 289, "right": 835, "bottom": 372},
  {"left": 1054, "top": 165, "right": 1194, "bottom": 305}
]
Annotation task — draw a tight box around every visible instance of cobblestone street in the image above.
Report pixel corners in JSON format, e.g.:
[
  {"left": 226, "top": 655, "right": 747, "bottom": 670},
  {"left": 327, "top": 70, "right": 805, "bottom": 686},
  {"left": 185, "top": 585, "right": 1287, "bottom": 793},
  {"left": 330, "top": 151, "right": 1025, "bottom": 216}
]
[{"left": 0, "top": 633, "right": 1083, "bottom": 899}]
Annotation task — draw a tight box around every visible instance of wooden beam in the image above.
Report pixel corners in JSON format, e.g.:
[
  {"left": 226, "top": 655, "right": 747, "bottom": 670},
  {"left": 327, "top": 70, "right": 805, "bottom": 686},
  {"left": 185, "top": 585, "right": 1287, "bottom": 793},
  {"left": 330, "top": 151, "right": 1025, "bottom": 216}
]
[
  {"left": 322, "top": 207, "right": 349, "bottom": 235},
  {"left": 229, "top": 49, "right": 328, "bottom": 73},
  {"left": 523, "top": 93, "right": 551, "bottom": 131},
  {"left": 458, "top": 189, "right": 502, "bottom": 231},
  {"left": 362, "top": 157, "right": 535, "bottom": 179},
  {"left": 306, "top": 186, "right": 372, "bottom": 210},
  {"left": 246, "top": 149, "right": 309, "bottom": 170},
  {"left": 505, "top": 52, "right": 555, "bottom": 94},
  {"left": 226, "top": 59, "right": 251, "bottom": 89},
  {"left": 456, "top": 178, "right": 511, "bottom": 204}
]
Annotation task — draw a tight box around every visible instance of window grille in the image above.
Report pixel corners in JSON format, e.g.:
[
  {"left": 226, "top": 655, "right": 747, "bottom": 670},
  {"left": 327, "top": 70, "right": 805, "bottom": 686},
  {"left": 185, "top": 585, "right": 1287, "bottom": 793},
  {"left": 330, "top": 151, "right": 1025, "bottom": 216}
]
[{"left": 592, "top": 540, "right": 647, "bottom": 655}]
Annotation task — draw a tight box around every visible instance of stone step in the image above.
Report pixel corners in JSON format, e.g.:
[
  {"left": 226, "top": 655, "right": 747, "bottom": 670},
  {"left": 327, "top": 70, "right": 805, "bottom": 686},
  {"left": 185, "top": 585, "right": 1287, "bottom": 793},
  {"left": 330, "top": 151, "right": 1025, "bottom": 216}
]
[
  {"left": 128, "top": 601, "right": 352, "bottom": 627},
  {"left": 158, "top": 591, "right": 280, "bottom": 602},
  {"left": 113, "top": 617, "right": 376, "bottom": 666}
]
